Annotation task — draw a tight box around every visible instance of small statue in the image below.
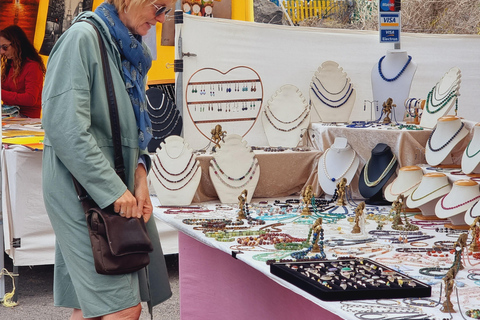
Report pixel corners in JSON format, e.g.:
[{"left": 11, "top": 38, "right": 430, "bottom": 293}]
[
  {"left": 301, "top": 185, "right": 314, "bottom": 216},
  {"left": 211, "top": 124, "right": 227, "bottom": 150},
  {"left": 311, "top": 217, "right": 323, "bottom": 253},
  {"left": 441, "top": 268, "right": 456, "bottom": 313},
  {"left": 351, "top": 201, "right": 365, "bottom": 234},
  {"left": 470, "top": 217, "right": 480, "bottom": 253},
  {"left": 237, "top": 189, "right": 248, "bottom": 220},
  {"left": 391, "top": 195, "right": 405, "bottom": 227},
  {"left": 336, "top": 177, "right": 347, "bottom": 206},
  {"left": 452, "top": 233, "right": 468, "bottom": 272},
  {"left": 382, "top": 98, "right": 396, "bottom": 124}
]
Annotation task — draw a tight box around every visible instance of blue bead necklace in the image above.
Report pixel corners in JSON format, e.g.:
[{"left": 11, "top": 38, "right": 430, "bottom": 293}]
[
  {"left": 427, "top": 122, "right": 464, "bottom": 152},
  {"left": 377, "top": 55, "right": 412, "bottom": 82},
  {"left": 310, "top": 82, "right": 354, "bottom": 108}
]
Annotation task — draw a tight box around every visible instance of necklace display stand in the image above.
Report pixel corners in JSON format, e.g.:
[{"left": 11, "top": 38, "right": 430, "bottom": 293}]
[
  {"left": 425, "top": 115, "right": 468, "bottom": 166},
  {"left": 146, "top": 87, "right": 183, "bottom": 153},
  {"left": 371, "top": 50, "right": 417, "bottom": 122},
  {"left": 465, "top": 198, "right": 480, "bottom": 225},
  {"left": 420, "top": 67, "right": 461, "bottom": 129},
  {"left": 310, "top": 61, "right": 356, "bottom": 123},
  {"left": 262, "top": 84, "right": 310, "bottom": 148},
  {"left": 318, "top": 137, "right": 359, "bottom": 196},
  {"left": 462, "top": 123, "right": 480, "bottom": 174},
  {"left": 209, "top": 134, "right": 260, "bottom": 203},
  {"left": 150, "top": 135, "right": 201, "bottom": 206},
  {"left": 384, "top": 166, "right": 423, "bottom": 208},
  {"left": 358, "top": 143, "right": 397, "bottom": 205},
  {"left": 435, "top": 179, "right": 480, "bottom": 229},
  {"left": 406, "top": 172, "right": 451, "bottom": 220}
]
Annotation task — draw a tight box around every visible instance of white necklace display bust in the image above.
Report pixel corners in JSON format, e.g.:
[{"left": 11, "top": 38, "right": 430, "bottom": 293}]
[
  {"left": 209, "top": 134, "right": 260, "bottom": 204},
  {"left": 420, "top": 67, "right": 461, "bottom": 129},
  {"left": 406, "top": 172, "right": 451, "bottom": 218},
  {"left": 384, "top": 166, "right": 423, "bottom": 202},
  {"left": 435, "top": 179, "right": 480, "bottom": 226},
  {"left": 318, "top": 137, "right": 359, "bottom": 196},
  {"left": 150, "top": 135, "right": 201, "bottom": 206},
  {"left": 462, "top": 122, "right": 480, "bottom": 174},
  {"left": 425, "top": 115, "right": 468, "bottom": 166},
  {"left": 371, "top": 49, "right": 417, "bottom": 122}
]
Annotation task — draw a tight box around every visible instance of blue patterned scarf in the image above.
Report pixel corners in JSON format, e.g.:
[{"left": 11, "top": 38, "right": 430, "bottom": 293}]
[{"left": 95, "top": 3, "right": 152, "bottom": 150}]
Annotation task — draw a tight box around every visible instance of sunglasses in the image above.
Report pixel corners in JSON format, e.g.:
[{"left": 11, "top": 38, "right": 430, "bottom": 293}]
[
  {"left": 152, "top": 3, "right": 172, "bottom": 17},
  {"left": 0, "top": 43, "right": 11, "bottom": 51}
]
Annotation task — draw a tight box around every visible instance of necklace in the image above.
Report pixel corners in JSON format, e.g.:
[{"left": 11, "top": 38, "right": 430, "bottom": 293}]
[
  {"left": 212, "top": 158, "right": 257, "bottom": 181},
  {"left": 155, "top": 153, "right": 195, "bottom": 176},
  {"left": 265, "top": 104, "right": 309, "bottom": 124},
  {"left": 377, "top": 55, "right": 412, "bottom": 82},
  {"left": 363, "top": 154, "right": 397, "bottom": 187},
  {"left": 427, "top": 122, "right": 464, "bottom": 152},
  {"left": 151, "top": 110, "right": 180, "bottom": 132},
  {"left": 146, "top": 94, "right": 167, "bottom": 112},
  {"left": 149, "top": 108, "right": 175, "bottom": 124},
  {"left": 387, "top": 180, "right": 421, "bottom": 196},
  {"left": 151, "top": 114, "right": 181, "bottom": 140},
  {"left": 466, "top": 140, "right": 480, "bottom": 158},
  {"left": 163, "top": 142, "right": 186, "bottom": 159},
  {"left": 425, "top": 88, "right": 458, "bottom": 114},
  {"left": 153, "top": 159, "right": 197, "bottom": 184},
  {"left": 263, "top": 108, "right": 310, "bottom": 132},
  {"left": 151, "top": 164, "right": 200, "bottom": 191},
  {"left": 210, "top": 162, "right": 259, "bottom": 189},
  {"left": 310, "top": 82, "right": 354, "bottom": 108},
  {"left": 322, "top": 148, "right": 356, "bottom": 182},
  {"left": 409, "top": 183, "right": 449, "bottom": 202},
  {"left": 316, "top": 76, "right": 349, "bottom": 95},
  {"left": 433, "top": 79, "right": 458, "bottom": 101},
  {"left": 440, "top": 194, "right": 480, "bottom": 210}
]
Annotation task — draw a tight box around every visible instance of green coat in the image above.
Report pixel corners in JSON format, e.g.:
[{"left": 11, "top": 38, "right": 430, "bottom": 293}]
[{"left": 42, "top": 12, "right": 171, "bottom": 317}]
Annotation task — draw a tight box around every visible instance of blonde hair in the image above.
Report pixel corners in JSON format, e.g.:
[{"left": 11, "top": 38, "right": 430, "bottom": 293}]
[{"left": 107, "top": 0, "right": 155, "bottom": 16}]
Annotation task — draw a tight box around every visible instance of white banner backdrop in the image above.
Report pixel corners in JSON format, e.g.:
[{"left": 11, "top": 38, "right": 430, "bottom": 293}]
[{"left": 180, "top": 14, "right": 480, "bottom": 149}]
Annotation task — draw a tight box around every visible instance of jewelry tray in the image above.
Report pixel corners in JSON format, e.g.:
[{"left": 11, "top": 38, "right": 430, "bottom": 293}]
[{"left": 270, "top": 258, "right": 431, "bottom": 301}]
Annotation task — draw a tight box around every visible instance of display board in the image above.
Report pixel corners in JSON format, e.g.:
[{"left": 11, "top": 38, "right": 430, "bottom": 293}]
[{"left": 181, "top": 15, "right": 480, "bottom": 149}]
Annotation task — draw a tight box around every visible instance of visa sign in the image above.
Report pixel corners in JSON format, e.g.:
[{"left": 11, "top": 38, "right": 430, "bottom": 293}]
[
  {"left": 380, "top": 13, "right": 399, "bottom": 27},
  {"left": 379, "top": 12, "right": 401, "bottom": 43}
]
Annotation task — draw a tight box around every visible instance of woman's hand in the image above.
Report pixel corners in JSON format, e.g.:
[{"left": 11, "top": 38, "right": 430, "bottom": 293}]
[
  {"left": 134, "top": 164, "right": 153, "bottom": 222},
  {"left": 113, "top": 189, "right": 140, "bottom": 219}
]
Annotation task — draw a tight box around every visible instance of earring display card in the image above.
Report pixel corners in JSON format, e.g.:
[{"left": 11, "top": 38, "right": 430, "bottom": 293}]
[{"left": 270, "top": 258, "right": 431, "bottom": 301}]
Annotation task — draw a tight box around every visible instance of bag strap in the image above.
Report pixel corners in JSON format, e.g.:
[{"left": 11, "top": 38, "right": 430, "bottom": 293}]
[{"left": 73, "top": 19, "right": 126, "bottom": 205}]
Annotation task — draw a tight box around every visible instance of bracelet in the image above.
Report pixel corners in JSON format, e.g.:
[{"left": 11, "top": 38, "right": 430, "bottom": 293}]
[
  {"left": 418, "top": 267, "right": 450, "bottom": 277},
  {"left": 410, "top": 241, "right": 429, "bottom": 247},
  {"left": 467, "top": 273, "right": 480, "bottom": 281}
]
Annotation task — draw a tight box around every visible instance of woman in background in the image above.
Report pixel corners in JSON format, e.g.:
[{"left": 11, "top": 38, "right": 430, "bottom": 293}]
[{"left": 1, "top": 25, "right": 45, "bottom": 118}]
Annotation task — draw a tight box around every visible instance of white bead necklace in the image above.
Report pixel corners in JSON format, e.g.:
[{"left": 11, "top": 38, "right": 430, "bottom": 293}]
[{"left": 322, "top": 147, "right": 356, "bottom": 182}]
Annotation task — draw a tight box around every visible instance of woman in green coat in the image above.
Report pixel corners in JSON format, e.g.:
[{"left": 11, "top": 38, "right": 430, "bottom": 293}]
[{"left": 42, "top": 0, "right": 173, "bottom": 318}]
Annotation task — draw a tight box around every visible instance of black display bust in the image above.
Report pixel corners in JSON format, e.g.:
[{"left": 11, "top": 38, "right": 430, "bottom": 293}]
[{"left": 358, "top": 143, "right": 397, "bottom": 205}]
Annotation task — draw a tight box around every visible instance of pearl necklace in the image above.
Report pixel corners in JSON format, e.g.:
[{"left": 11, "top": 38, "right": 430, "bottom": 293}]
[
  {"left": 363, "top": 154, "right": 397, "bottom": 187},
  {"left": 322, "top": 148, "right": 356, "bottom": 182},
  {"left": 427, "top": 122, "right": 464, "bottom": 152},
  {"left": 408, "top": 183, "right": 450, "bottom": 202},
  {"left": 377, "top": 55, "right": 412, "bottom": 82},
  {"left": 440, "top": 194, "right": 480, "bottom": 210}
]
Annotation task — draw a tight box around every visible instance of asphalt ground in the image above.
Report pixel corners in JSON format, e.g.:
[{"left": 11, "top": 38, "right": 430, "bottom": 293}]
[{"left": 0, "top": 253, "right": 180, "bottom": 319}]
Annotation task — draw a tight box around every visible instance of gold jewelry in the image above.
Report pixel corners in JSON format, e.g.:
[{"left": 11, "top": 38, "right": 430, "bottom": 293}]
[{"left": 363, "top": 154, "right": 397, "bottom": 187}]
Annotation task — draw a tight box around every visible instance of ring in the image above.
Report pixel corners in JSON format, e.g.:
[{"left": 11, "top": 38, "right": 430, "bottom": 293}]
[{"left": 119, "top": 212, "right": 125, "bottom": 215}]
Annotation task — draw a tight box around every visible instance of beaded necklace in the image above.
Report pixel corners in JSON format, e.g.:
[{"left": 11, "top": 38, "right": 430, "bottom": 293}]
[
  {"left": 427, "top": 122, "right": 465, "bottom": 152},
  {"left": 440, "top": 194, "right": 480, "bottom": 210},
  {"left": 153, "top": 160, "right": 197, "bottom": 184},
  {"left": 149, "top": 107, "right": 174, "bottom": 124},
  {"left": 425, "top": 88, "right": 458, "bottom": 114},
  {"left": 317, "top": 77, "right": 349, "bottom": 95},
  {"left": 151, "top": 114, "right": 181, "bottom": 140},
  {"left": 387, "top": 180, "right": 421, "bottom": 196},
  {"left": 310, "top": 82, "right": 354, "bottom": 108},
  {"left": 151, "top": 111, "right": 180, "bottom": 132},
  {"left": 409, "top": 183, "right": 450, "bottom": 202},
  {"left": 212, "top": 157, "right": 257, "bottom": 181},
  {"left": 465, "top": 140, "right": 480, "bottom": 158},
  {"left": 377, "top": 55, "right": 412, "bottom": 82},
  {"left": 151, "top": 164, "right": 200, "bottom": 191},
  {"left": 322, "top": 148, "right": 356, "bottom": 182},
  {"left": 363, "top": 154, "right": 397, "bottom": 187},
  {"left": 210, "top": 162, "right": 259, "bottom": 189},
  {"left": 155, "top": 153, "right": 195, "bottom": 176},
  {"left": 263, "top": 108, "right": 310, "bottom": 132},
  {"left": 265, "top": 104, "right": 309, "bottom": 124}
]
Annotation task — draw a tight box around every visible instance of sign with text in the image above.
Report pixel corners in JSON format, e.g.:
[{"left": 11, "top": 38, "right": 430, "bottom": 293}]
[
  {"left": 379, "top": 0, "right": 401, "bottom": 12},
  {"left": 379, "top": 11, "right": 401, "bottom": 43}
]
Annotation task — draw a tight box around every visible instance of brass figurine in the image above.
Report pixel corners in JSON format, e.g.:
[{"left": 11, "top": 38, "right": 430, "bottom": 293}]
[
  {"left": 470, "top": 217, "right": 480, "bottom": 253},
  {"left": 301, "top": 185, "right": 314, "bottom": 216},
  {"left": 351, "top": 201, "right": 365, "bottom": 234},
  {"left": 237, "top": 189, "right": 248, "bottom": 220},
  {"left": 382, "top": 98, "right": 396, "bottom": 124},
  {"left": 311, "top": 217, "right": 323, "bottom": 253},
  {"left": 336, "top": 177, "right": 347, "bottom": 206},
  {"left": 211, "top": 124, "right": 227, "bottom": 150}
]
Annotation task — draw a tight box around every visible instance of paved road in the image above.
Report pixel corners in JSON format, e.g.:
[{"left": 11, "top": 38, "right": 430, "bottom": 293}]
[{"left": 0, "top": 253, "right": 180, "bottom": 319}]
